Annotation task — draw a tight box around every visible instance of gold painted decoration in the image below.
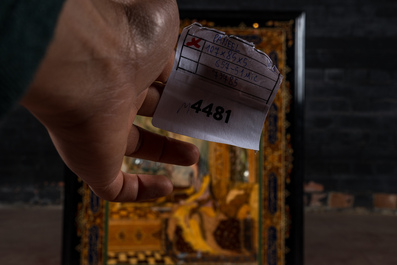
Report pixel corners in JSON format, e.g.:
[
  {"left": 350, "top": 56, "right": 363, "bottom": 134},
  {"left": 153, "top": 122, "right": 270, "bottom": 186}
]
[{"left": 73, "top": 15, "right": 301, "bottom": 265}]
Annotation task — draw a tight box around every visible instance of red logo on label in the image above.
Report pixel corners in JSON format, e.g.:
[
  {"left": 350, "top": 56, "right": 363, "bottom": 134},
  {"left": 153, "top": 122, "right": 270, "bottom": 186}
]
[{"left": 186, "top": 38, "right": 202, "bottom": 48}]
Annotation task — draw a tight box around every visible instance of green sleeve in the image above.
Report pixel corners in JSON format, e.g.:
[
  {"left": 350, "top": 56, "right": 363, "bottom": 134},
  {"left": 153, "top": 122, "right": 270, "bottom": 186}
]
[{"left": 0, "top": 0, "right": 65, "bottom": 118}]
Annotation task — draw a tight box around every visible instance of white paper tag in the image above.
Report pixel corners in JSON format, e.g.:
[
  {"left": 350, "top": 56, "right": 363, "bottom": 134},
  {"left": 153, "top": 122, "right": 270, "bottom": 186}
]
[{"left": 152, "top": 23, "right": 283, "bottom": 150}]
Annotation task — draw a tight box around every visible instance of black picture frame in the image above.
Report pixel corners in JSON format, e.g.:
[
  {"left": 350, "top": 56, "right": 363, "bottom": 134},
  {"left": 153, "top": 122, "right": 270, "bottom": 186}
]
[
  {"left": 62, "top": 10, "right": 305, "bottom": 265},
  {"left": 178, "top": 10, "right": 305, "bottom": 265}
]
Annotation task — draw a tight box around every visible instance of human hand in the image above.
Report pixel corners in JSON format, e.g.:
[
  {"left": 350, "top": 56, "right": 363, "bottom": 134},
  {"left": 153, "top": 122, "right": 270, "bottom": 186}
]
[{"left": 20, "top": 0, "right": 199, "bottom": 201}]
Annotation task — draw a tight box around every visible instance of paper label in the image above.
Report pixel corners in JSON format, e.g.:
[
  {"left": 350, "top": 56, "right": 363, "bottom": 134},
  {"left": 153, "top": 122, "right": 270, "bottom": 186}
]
[{"left": 152, "top": 23, "right": 283, "bottom": 150}]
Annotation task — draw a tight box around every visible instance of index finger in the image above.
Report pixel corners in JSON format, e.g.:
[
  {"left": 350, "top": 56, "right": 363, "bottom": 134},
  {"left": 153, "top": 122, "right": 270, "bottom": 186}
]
[
  {"left": 126, "top": 125, "right": 200, "bottom": 166},
  {"left": 137, "top": 51, "right": 175, "bottom": 117}
]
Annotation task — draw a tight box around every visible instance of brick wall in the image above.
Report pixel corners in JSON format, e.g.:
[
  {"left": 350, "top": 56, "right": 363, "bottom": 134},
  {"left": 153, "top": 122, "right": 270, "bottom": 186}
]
[
  {"left": 1, "top": 0, "right": 396, "bottom": 206},
  {"left": 300, "top": 0, "right": 397, "bottom": 210},
  {"left": 0, "top": 107, "right": 64, "bottom": 204}
]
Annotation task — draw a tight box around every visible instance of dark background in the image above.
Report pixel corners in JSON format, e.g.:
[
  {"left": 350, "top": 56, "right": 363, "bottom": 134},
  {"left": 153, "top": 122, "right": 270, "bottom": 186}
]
[{"left": 1, "top": 0, "right": 396, "bottom": 205}]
